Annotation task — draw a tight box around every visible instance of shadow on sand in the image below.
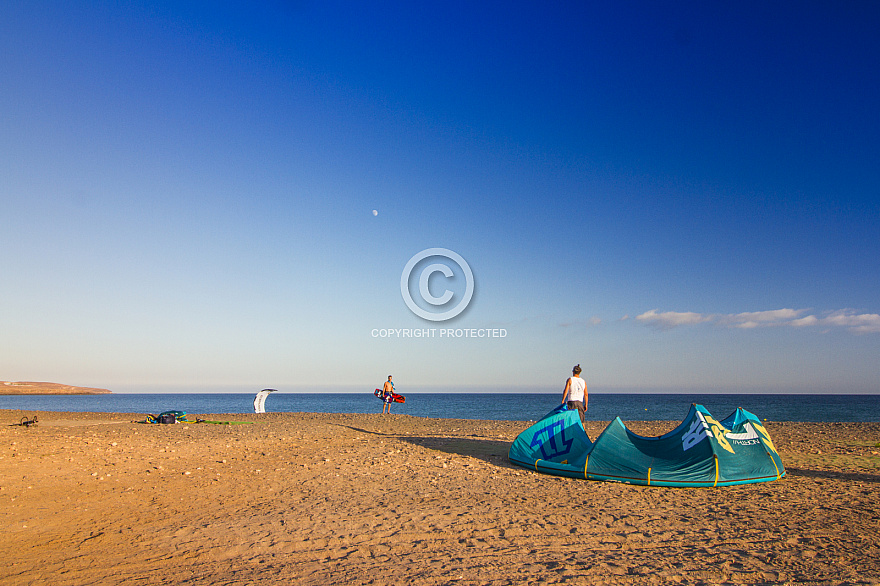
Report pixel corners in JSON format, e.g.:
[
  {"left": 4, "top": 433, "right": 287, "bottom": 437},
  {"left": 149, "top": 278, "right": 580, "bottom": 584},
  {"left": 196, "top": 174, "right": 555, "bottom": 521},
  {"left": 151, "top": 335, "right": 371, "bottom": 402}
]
[
  {"left": 339, "top": 425, "right": 515, "bottom": 467},
  {"left": 786, "top": 467, "right": 880, "bottom": 484}
]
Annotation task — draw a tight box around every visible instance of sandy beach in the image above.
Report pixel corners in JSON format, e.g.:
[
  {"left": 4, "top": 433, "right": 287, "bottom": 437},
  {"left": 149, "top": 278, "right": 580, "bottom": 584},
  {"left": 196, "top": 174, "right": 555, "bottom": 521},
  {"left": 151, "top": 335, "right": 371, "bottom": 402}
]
[{"left": 1, "top": 410, "right": 878, "bottom": 585}]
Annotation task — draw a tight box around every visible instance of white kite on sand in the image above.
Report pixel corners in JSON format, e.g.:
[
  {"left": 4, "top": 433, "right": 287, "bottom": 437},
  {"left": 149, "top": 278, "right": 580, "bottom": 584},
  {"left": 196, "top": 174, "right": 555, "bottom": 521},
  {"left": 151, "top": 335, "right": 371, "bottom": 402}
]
[{"left": 253, "top": 389, "right": 278, "bottom": 413}]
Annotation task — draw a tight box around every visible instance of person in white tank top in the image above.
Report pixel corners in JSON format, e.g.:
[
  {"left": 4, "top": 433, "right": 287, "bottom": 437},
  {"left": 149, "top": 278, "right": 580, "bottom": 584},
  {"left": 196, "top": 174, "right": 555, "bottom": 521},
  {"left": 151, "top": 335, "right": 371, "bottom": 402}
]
[{"left": 561, "top": 364, "right": 588, "bottom": 427}]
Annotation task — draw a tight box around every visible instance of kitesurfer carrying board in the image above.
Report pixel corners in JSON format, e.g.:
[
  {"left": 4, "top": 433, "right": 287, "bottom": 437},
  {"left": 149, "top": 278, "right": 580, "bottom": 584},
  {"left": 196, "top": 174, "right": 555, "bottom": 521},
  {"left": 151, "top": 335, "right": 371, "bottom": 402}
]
[
  {"left": 382, "top": 375, "right": 395, "bottom": 414},
  {"left": 561, "top": 364, "right": 587, "bottom": 427}
]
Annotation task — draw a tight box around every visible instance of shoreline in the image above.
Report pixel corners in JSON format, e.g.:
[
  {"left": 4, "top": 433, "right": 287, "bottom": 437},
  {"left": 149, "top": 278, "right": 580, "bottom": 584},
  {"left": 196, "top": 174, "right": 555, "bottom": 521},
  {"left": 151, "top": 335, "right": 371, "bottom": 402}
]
[
  {"left": 2, "top": 411, "right": 878, "bottom": 585},
  {"left": 4, "top": 394, "right": 878, "bottom": 426}
]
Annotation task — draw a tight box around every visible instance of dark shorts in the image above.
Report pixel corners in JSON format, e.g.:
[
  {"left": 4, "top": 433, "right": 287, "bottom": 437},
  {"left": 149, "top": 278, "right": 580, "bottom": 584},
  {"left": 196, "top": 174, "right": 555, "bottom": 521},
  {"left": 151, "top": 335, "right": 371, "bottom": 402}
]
[
  {"left": 383, "top": 395, "right": 393, "bottom": 404},
  {"left": 567, "top": 400, "right": 586, "bottom": 423}
]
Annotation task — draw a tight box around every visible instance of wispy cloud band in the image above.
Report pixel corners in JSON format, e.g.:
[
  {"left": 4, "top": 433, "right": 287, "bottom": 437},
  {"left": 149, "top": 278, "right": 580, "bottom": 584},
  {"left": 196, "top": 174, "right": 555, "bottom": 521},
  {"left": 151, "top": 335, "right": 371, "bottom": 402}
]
[{"left": 635, "top": 308, "right": 880, "bottom": 334}]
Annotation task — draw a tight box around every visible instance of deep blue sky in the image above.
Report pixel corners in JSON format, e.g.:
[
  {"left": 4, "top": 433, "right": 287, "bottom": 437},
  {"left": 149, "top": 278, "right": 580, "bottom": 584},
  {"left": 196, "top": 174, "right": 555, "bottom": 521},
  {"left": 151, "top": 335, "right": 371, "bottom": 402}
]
[{"left": 2, "top": 1, "right": 879, "bottom": 393}]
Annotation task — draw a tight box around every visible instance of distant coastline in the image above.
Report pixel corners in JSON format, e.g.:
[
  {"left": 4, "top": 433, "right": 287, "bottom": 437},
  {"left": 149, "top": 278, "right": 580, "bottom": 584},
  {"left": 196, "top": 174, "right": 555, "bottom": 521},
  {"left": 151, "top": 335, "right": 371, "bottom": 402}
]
[{"left": 1, "top": 381, "right": 111, "bottom": 395}]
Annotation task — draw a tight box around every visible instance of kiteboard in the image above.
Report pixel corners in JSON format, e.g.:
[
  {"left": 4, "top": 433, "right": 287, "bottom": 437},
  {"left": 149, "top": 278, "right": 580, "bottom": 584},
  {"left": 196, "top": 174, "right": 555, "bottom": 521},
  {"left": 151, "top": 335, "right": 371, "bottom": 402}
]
[{"left": 374, "top": 388, "right": 405, "bottom": 403}]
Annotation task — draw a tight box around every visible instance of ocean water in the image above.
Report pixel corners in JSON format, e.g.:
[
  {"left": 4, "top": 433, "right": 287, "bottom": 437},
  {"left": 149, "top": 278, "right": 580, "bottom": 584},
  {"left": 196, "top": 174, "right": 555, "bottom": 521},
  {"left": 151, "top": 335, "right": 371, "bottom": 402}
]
[{"left": 1, "top": 393, "right": 878, "bottom": 423}]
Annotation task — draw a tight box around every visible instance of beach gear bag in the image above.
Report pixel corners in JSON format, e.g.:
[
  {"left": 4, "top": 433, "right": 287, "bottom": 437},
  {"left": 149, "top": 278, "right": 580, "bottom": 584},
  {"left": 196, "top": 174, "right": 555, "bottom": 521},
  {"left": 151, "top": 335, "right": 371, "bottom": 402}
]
[{"left": 142, "top": 411, "right": 190, "bottom": 424}]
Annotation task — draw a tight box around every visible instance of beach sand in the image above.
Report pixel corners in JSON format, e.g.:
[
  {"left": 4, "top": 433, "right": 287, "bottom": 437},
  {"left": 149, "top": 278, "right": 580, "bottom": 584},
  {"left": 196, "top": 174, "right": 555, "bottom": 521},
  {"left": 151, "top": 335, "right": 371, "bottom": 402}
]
[{"left": 1, "top": 410, "right": 878, "bottom": 585}]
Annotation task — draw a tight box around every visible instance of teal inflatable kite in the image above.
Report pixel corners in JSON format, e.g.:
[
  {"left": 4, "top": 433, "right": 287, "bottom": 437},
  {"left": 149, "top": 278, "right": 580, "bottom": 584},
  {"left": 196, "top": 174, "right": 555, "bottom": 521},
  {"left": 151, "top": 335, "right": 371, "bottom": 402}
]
[{"left": 509, "top": 404, "right": 785, "bottom": 487}]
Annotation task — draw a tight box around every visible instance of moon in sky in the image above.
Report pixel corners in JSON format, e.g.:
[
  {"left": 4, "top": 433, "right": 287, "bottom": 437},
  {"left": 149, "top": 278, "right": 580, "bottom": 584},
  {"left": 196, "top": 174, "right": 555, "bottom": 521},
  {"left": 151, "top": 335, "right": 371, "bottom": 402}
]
[{"left": 372, "top": 209, "right": 378, "bottom": 216}]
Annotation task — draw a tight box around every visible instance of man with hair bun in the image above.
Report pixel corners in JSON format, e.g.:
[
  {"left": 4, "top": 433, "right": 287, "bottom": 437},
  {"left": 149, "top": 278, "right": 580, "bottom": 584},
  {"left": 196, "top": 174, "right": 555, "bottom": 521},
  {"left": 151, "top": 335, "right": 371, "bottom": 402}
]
[{"left": 561, "top": 364, "right": 587, "bottom": 427}]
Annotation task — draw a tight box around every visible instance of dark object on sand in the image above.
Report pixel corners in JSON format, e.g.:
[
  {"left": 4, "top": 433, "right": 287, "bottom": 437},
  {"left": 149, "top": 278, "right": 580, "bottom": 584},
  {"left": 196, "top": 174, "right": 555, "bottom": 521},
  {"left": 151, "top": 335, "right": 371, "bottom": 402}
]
[
  {"left": 140, "top": 411, "right": 189, "bottom": 424},
  {"left": 12, "top": 415, "right": 38, "bottom": 427}
]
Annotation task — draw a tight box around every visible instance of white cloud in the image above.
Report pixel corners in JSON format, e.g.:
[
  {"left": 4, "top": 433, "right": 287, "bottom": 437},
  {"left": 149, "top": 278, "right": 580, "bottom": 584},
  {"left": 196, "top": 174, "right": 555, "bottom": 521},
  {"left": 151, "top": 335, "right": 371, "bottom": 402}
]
[
  {"left": 718, "top": 308, "right": 809, "bottom": 328},
  {"left": 633, "top": 307, "right": 880, "bottom": 334},
  {"left": 735, "top": 309, "right": 804, "bottom": 322},
  {"left": 790, "top": 315, "right": 819, "bottom": 327},
  {"left": 636, "top": 309, "right": 712, "bottom": 329},
  {"left": 820, "top": 311, "right": 880, "bottom": 334}
]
